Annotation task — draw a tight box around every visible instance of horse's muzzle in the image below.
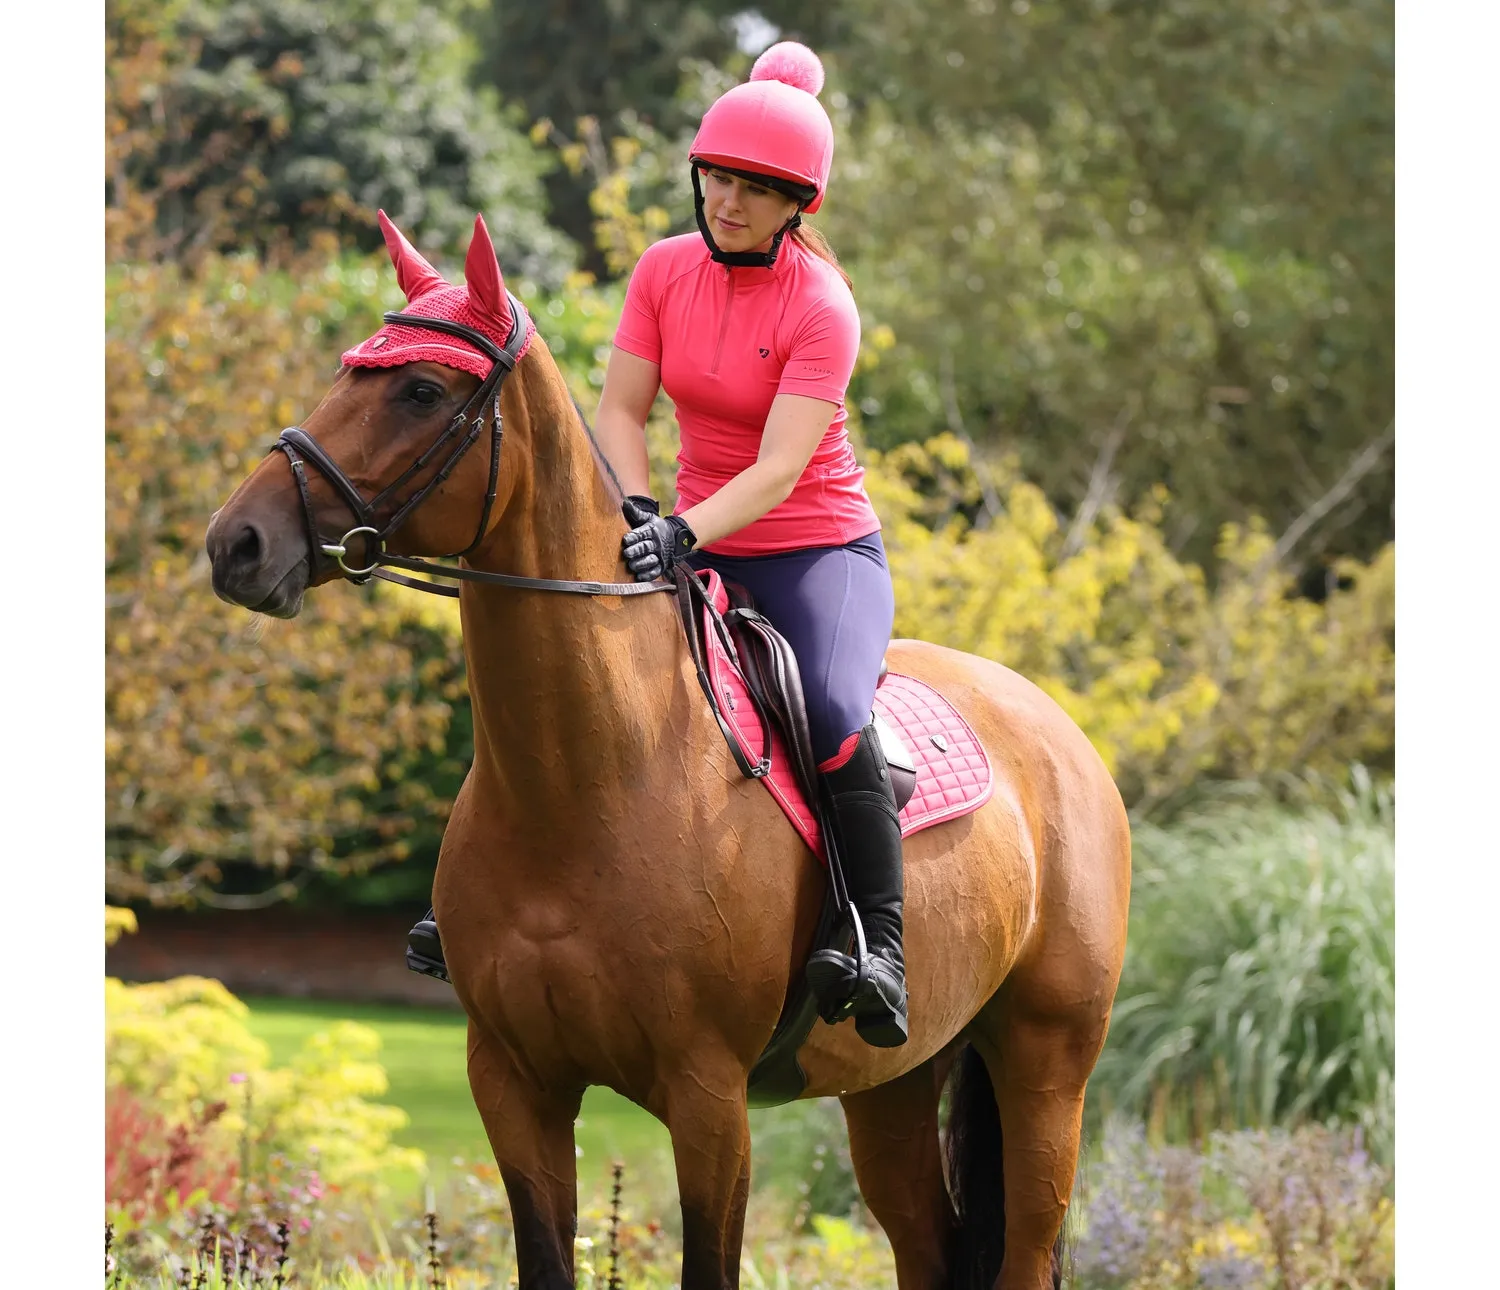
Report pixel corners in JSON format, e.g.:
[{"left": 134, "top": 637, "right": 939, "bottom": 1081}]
[{"left": 206, "top": 511, "right": 309, "bottom": 616}]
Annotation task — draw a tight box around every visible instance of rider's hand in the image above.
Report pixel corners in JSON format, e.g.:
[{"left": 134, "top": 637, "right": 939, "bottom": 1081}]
[
  {"left": 621, "top": 494, "right": 660, "bottom": 527},
  {"left": 622, "top": 512, "right": 698, "bottom": 582}
]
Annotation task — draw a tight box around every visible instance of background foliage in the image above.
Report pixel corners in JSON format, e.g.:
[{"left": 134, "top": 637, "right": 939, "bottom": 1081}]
[
  {"left": 106, "top": 0, "right": 572, "bottom": 275},
  {"left": 106, "top": 913, "right": 421, "bottom": 1236},
  {"left": 823, "top": 0, "right": 1393, "bottom": 571},
  {"left": 105, "top": 255, "right": 470, "bottom": 904}
]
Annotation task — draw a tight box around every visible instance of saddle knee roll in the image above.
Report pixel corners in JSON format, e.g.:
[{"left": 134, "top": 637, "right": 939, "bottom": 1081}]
[{"left": 872, "top": 713, "right": 917, "bottom": 812}]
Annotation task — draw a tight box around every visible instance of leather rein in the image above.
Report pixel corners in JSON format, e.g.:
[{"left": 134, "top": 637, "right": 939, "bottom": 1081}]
[{"left": 272, "top": 294, "right": 670, "bottom": 601}]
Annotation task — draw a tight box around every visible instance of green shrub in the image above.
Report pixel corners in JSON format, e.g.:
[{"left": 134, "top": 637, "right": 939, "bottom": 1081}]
[
  {"left": 105, "top": 914, "right": 422, "bottom": 1202},
  {"left": 749, "top": 1098, "right": 860, "bottom": 1224},
  {"left": 1089, "top": 773, "right": 1394, "bottom": 1160}
]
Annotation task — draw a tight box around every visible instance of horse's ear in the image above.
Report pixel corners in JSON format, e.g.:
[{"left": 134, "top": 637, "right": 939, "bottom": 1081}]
[
  {"left": 378, "top": 209, "right": 448, "bottom": 303},
  {"left": 463, "top": 214, "right": 515, "bottom": 337}
]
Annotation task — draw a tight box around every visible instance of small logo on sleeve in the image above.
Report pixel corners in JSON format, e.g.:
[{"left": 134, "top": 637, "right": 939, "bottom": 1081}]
[{"left": 758, "top": 347, "right": 770, "bottom": 357}]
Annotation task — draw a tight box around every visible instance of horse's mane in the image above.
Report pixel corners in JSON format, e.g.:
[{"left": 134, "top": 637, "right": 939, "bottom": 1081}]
[{"left": 569, "top": 393, "right": 626, "bottom": 506}]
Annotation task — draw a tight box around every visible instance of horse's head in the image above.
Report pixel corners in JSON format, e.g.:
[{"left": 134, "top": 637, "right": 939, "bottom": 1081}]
[{"left": 206, "top": 211, "right": 543, "bottom": 617}]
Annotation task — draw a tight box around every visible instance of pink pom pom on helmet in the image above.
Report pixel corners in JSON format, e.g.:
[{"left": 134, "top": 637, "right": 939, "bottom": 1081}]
[
  {"left": 689, "top": 41, "right": 836, "bottom": 213},
  {"left": 749, "top": 41, "right": 826, "bottom": 98}
]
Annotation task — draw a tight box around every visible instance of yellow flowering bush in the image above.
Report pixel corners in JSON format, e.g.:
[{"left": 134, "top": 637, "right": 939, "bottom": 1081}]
[
  {"left": 864, "top": 434, "right": 1393, "bottom": 808},
  {"left": 105, "top": 911, "right": 422, "bottom": 1194},
  {"left": 106, "top": 974, "right": 267, "bottom": 1122}
]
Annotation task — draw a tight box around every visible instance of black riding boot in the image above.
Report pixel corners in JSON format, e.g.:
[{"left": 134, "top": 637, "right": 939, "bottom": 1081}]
[
  {"left": 406, "top": 908, "right": 450, "bottom": 983},
  {"left": 805, "top": 722, "right": 909, "bottom": 1048}
]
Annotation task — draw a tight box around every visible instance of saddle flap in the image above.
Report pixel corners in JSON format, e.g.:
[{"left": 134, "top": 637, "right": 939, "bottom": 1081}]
[
  {"left": 872, "top": 713, "right": 918, "bottom": 812},
  {"left": 723, "top": 606, "right": 821, "bottom": 806}
]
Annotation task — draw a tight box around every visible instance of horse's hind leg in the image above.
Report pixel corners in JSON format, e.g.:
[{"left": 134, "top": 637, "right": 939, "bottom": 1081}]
[
  {"left": 466, "top": 1020, "right": 584, "bottom": 1290},
  {"left": 839, "top": 1054, "right": 958, "bottom": 1290},
  {"left": 975, "top": 993, "right": 1113, "bottom": 1290}
]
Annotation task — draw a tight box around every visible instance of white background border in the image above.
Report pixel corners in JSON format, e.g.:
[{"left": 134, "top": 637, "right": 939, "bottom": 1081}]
[{"left": 1, "top": 2, "right": 104, "bottom": 1281}]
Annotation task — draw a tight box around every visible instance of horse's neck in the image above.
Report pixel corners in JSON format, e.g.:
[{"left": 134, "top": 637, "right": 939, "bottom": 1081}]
[{"left": 458, "top": 361, "right": 688, "bottom": 808}]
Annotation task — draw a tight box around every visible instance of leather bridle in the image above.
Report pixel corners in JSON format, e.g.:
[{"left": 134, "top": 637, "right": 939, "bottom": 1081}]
[{"left": 272, "top": 293, "right": 671, "bottom": 600}]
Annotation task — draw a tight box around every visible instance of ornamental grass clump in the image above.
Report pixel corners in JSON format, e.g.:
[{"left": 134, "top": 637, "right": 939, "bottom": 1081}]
[{"left": 1089, "top": 773, "right": 1394, "bottom": 1160}]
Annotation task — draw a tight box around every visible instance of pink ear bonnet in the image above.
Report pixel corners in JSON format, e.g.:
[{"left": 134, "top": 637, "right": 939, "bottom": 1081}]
[{"left": 341, "top": 211, "right": 536, "bottom": 379}]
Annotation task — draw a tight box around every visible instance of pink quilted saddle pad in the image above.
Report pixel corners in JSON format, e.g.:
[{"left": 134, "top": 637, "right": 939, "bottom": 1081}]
[{"left": 698, "top": 571, "right": 994, "bottom": 858}]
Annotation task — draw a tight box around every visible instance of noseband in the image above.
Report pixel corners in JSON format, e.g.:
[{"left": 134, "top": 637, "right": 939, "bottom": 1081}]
[{"left": 272, "top": 294, "right": 669, "bottom": 600}]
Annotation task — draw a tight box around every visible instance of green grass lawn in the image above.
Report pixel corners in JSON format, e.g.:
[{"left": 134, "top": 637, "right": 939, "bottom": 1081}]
[{"left": 242, "top": 996, "right": 676, "bottom": 1195}]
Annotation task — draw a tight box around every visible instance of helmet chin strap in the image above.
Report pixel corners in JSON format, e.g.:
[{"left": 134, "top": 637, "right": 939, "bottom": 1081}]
[{"left": 691, "top": 166, "right": 803, "bottom": 268}]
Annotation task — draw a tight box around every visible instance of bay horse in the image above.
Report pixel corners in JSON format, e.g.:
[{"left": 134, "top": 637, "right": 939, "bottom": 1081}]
[{"left": 204, "top": 213, "right": 1130, "bottom": 1290}]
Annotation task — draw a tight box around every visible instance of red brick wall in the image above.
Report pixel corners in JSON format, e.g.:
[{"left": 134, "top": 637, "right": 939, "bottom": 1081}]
[{"left": 106, "top": 908, "right": 462, "bottom": 1008}]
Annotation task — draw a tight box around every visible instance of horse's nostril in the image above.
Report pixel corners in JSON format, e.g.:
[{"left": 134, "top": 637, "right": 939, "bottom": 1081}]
[{"left": 230, "top": 523, "right": 263, "bottom": 570}]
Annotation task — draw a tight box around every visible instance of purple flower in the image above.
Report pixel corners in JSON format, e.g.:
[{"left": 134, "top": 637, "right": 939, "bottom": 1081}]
[{"left": 1197, "top": 1253, "right": 1266, "bottom": 1289}]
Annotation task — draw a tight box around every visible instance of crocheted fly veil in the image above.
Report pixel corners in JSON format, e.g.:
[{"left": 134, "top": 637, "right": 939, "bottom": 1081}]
[{"left": 342, "top": 211, "right": 536, "bottom": 378}]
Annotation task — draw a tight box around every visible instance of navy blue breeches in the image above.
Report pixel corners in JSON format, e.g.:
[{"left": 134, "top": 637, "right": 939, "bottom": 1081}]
[{"left": 688, "top": 530, "right": 896, "bottom": 766}]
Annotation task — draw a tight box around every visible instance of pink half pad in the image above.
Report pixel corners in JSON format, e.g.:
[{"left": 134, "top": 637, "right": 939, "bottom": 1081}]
[{"left": 698, "top": 570, "right": 994, "bottom": 859}]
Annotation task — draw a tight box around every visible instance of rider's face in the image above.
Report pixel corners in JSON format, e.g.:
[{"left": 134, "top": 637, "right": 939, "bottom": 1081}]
[{"left": 701, "top": 169, "right": 800, "bottom": 254}]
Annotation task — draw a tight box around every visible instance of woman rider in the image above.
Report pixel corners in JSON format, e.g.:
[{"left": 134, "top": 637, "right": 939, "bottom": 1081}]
[{"left": 408, "top": 41, "right": 908, "bottom": 1048}]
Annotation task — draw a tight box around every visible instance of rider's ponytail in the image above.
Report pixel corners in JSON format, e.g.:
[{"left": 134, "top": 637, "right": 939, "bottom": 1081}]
[{"left": 792, "top": 222, "right": 853, "bottom": 291}]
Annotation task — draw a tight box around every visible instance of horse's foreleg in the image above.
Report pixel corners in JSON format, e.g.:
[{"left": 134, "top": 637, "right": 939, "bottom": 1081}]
[
  {"left": 978, "top": 1001, "right": 1110, "bottom": 1290},
  {"left": 466, "top": 1020, "right": 583, "bottom": 1290},
  {"left": 839, "top": 1055, "right": 958, "bottom": 1290},
  {"left": 663, "top": 1058, "right": 753, "bottom": 1290}
]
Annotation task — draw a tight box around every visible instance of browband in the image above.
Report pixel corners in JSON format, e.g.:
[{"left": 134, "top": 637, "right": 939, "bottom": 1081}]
[{"left": 381, "top": 290, "right": 529, "bottom": 371}]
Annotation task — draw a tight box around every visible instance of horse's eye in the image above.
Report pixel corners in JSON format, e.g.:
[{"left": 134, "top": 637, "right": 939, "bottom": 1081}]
[{"left": 405, "top": 381, "right": 444, "bottom": 407}]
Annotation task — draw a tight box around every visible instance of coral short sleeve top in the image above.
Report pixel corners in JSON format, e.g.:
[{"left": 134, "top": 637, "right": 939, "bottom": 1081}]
[{"left": 613, "top": 233, "right": 879, "bottom": 555}]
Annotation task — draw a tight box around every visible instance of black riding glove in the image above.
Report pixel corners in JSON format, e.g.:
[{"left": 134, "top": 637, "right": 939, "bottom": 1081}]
[
  {"left": 622, "top": 512, "right": 698, "bottom": 582},
  {"left": 621, "top": 494, "right": 660, "bottom": 527}
]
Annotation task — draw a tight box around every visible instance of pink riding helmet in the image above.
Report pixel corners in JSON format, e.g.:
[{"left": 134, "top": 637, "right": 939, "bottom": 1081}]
[{"left": 689, "top": 41, "right": 834, "bottom": 214}]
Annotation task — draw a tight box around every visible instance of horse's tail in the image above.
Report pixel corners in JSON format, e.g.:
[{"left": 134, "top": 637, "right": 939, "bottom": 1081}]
[{"left": 943, "top": 1044, "right": 1066, "bottom": 1290}]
